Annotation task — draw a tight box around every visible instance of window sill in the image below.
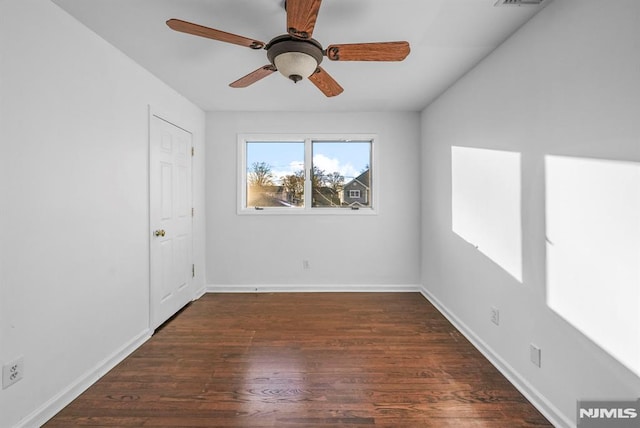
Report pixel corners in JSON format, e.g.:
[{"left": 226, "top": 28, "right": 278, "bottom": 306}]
[{"left": 237, "top": 207, "right": 378, "bottom": 216}]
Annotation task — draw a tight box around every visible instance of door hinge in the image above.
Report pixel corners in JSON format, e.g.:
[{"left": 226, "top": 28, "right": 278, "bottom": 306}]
[
  {"left": 192, "top": 264, "right": 195, "bottom": 278},
  {"left": 191, "top": 146, "right": 195, "bottom": 157}
]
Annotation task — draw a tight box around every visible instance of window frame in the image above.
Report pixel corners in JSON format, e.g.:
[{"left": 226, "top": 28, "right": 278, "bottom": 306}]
[{"left": 238, "top": 133, "right": 377, "bottom": 215}]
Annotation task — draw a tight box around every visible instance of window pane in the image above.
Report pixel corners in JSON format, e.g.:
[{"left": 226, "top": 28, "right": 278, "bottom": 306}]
[
  {"left": 312, "top": 141, "right": 371, "bottom": 208},
  {"left": 246, "top": 141, "right": 305, "bottom": 208}
]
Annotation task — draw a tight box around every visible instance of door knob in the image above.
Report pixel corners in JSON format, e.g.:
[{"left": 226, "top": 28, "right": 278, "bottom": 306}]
[{"left": 154, "top": 229, "right": 166, "bottom": 237}]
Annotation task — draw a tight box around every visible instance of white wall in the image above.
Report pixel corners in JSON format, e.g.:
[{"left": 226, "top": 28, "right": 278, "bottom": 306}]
[
  {"left": 206, "top": 111, "right": 421, "bottom": 290},
  {"left": 0, "top": 1, "right": 205, "bottom": 427},
  {"left": 420, "top": 0, "right": 640, "bottom": 426}
]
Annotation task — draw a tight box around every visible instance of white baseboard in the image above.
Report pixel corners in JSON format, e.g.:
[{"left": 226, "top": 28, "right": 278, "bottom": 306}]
[
  {"left": 418, "top": 286, "right": 572, "bottom": 428},
  {"left": 193, "top": 285, "right": 207, "bottom": 300},
  {"left": 206, "top": 284, "right": 421, "bottom": 293},
  {"left": 17, "top": 329, "right": 152, "bottom": 428}
]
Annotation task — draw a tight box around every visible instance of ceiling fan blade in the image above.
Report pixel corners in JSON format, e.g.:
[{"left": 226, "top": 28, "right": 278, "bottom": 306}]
[
  {"left": 286, "top": 0, "right": 322, "bottom": 40},
  {"left": 166, "top": 19, "right": 265, "bottom": 49},
  {"left": 229, "top": 65, "right": 277, "bottom": 88},
  {"left": 326, "top": 41, "right": 410, "bottom": 61},
  {"left": 308, "top": 67, "right": 343, "bottom": 97}
]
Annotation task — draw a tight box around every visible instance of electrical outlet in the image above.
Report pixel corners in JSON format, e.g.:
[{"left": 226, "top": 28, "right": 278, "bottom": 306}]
[
  {"left": 2, "top": 356, "right": 24, "bottom": 389},
  {"left": 302, "top": 260, "right": 310, "bottom": 270},
  {"left": 530, "top": 344, "right": 541, "bottom": 367},
  {"left": 490, "top": 307, "right": 500, "bottom": 326}
]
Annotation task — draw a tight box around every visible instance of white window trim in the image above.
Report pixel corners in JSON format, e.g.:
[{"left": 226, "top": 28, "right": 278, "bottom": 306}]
[{"left": 237, "top": 133, "right": 377, "bottom": 215}]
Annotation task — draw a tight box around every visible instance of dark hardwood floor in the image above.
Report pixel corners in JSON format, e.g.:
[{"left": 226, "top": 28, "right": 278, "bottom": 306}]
[{"left": 45, "top": 293, "right": 551, "bottom": 427}]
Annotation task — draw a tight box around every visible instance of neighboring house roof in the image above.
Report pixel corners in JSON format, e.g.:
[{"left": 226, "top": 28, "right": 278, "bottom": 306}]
[
  {"left": 344, "top": 169, "right": 370, "bottom": 190},
  {"left": 313, "top": 186, "right": 340, "bottom": 206}
]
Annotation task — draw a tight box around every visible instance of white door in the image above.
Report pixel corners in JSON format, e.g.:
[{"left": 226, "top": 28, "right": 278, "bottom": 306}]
[{"left": 150, "top": 114, "right": 193, "bottom": 330}]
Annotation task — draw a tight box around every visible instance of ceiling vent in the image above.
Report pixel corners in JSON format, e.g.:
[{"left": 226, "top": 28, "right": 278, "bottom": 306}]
[{"left": 494, "top": 0, "right": 544, "bottom": 6}]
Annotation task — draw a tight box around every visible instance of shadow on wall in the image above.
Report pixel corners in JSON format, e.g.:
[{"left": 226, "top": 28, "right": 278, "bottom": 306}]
[
  {"left": 451, "top": 146, "right": 523, "bottom": 282},
  {"left": 545, "top": 155, "right": 640, "bottom": 377},
  {"left": 450, "top": 146, "right": 640, "bottom": 377}
]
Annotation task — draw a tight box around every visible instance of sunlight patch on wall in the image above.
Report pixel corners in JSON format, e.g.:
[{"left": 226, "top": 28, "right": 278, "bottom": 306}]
[
  {"left": 452, "top": 146, "right": 522, "bottom": 282},
  {"left": 546, "top": 155, "right": 640, "bottom": 376}
]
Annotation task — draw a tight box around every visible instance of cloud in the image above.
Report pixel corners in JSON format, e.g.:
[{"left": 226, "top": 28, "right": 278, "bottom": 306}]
[
  {"left": 272, "top": 160, "right": 304, "bottom": 184},
  {"left": 269, "top": 156, "right": 363, "bottom": 184},
  {"left": 313, "top": 154, "right": 359, "bottom": 180}
]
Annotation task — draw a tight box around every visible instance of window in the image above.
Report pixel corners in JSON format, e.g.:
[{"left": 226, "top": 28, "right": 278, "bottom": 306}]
[
  {"left": 245, "top": 141, "right": 305, "bottom": 208},
  {"left": 239, "top": 134, "right": 375, "bottom": 214}
]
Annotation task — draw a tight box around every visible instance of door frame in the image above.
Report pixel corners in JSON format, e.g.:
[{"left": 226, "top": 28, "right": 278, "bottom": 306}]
[{"left": 148, "top": 106, "right": 195, "bottom": 330}]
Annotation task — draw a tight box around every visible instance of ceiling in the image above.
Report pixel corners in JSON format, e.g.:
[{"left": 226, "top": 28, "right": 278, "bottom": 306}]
[{"left": 51, "top": 0, "right": 549, "bottom": 112}]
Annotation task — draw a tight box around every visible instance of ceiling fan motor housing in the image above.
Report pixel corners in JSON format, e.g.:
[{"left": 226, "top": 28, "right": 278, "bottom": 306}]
[{"left": 266, "top": 35, "right": 324, "bottom": 82}]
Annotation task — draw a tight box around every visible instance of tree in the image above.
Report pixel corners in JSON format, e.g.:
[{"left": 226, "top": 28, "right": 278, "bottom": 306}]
[
  {"left": 248, "top": 162, "right": 274, "bottom": 187},
  {"left": 282, "top": 170, "right": 304, "bottom": 205},
  {"left": 311, "top": 165, "right": 326, "bottom": 188},
  {"left": 325, "top": 171, "right": 345, "bottom": 193},
  {"left": 312, "top": 167, "right": 343, "bottom": 207}
]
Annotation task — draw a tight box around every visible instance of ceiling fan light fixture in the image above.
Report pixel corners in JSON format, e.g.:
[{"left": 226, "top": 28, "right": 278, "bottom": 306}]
[
  {"left": 274, "top": 51, "right": 318, "bottom": 82},
  {"left": 266, "top": 35, "right": 324, "bottom": 83}
]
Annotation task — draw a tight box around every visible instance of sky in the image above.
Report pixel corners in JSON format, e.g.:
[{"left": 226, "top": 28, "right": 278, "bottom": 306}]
[{"left": 246, "top": 141, "right": 370, "bottom": 184}]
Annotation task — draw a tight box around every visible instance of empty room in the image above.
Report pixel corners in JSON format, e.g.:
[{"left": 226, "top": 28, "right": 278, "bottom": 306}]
[{"left": 1, "top": 0, "right": 639, "bottom": 427}]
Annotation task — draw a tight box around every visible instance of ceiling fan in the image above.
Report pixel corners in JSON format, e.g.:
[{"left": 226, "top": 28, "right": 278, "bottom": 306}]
[{"left": 166, "top": 0, "right": 410, "bottom": 97}]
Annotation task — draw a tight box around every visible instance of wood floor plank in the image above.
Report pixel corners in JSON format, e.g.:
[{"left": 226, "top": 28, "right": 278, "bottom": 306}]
[{"left": 44, "top": 293, "right": 551, "bottom": 427}]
